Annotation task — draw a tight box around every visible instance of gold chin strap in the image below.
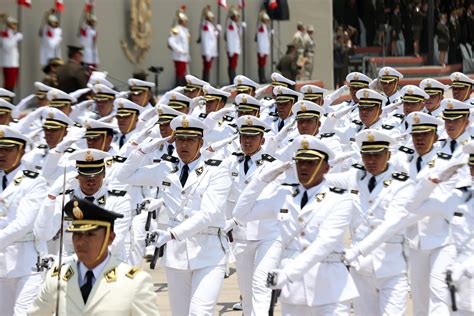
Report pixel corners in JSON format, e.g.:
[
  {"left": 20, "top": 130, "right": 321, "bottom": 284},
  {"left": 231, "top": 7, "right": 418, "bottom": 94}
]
[
  {"left": 461, "top": 88, "right": 472, "bottom": 102},
  {"left": 100, "top": 135, "right": 107, "bottom": 152},
  {"left": 299, "top": 158, "right": 324, "bottom": 186},
  {"left": 388, "top": 81, "right": 398, "bottom": 96},
  {"left": 125, "top": 113, "right": 137, "bottom": 134},
  {"left": 94, "top": 223, "right": 111, "bottom": 263},
  {"left": 366, "top": 106, "right": 381, "bottom": 127}
]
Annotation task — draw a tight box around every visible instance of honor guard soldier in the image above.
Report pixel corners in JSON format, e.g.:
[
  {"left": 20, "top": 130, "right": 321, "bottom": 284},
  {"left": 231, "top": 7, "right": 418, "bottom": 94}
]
[
  {"left": 224, "top": 116, "right": 282, "bottom": 315},
  {"left": 79, "top": 11, "right": 99, "bottom": 69},
  {"left": 327, "top": 129, "right": 413, "bottom": 315},
  {"left": 378, "top": 66, "right": 403, "bottom": 106},
  {"left": 29, "top": 199, "right": 160, "bottom": 315},
  {"left": 419, "top": 78, "right": 448, "bottom": 119},
  {"left": 39, "top": 10, "right": 62, "bottom": 67},
  {"left": 168, "top": 6, "right": 190, "bottom": 87},
  {"left": 199, "top": 6, "right": 219, "bottom": 83},
  {"left": 41, "top": 57, "right": 63, "bottom": 88},
  {"left": 234, "top": 75, "right": 259, "bottom": 97},
  {"left": 22, "top": 107, "right": 75, "bottom": 173},
  {"left": 225, "top": 6, "right": 243, "bottom": 83},
  {"left": 439, "top": 99, "right": 472, "bottom": 157},
  {"left": 234, "top": 135, "right": 359, "bottom": 315},
  {"left": 256, "top": 10, "right": 271, "bottom": 83},
  {"left": 128, "top": 78, "right": 155, "bottom": 110},
  {"left": 35, "top": 149, "right": 132, "bottom": 261},
  {"left": 57, "top": 45, "right": 89, "bottom": 93},
  {"left": 116, "top": 115, "right": 231, "bottom": 315},
  {"left": 0, "top": 126, "right": 47, "bottom": 315},
  {"left": 450, "top": 72, "right": 474, "bottom": 104},
  {"left": 91, "top": 83, "right": 118, "bottom": 122},
  {"left": 0, "top": 15, "right": 22, "bottom": 92}
]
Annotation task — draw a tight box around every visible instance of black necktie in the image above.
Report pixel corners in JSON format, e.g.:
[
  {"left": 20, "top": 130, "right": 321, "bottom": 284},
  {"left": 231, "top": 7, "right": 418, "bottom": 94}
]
[
  {"left": 180, "top": 164, "right": 189, "bottom": 187},
  {"left": 243, "top": 155, "right": 251, "bottom": 174},
  {"left": 416, "top": 156, "right": 423, "bottom": 172},
  {"left": 2, "top": 175, "right": 7, "bottom": 190},
  {"left": 84, "top": 196, "right": 95, "bottom": 203},
  {"left": 368, "top": 176, "right": 376, "bottom": 193},
  {"left": 119, "top": 134, "right": 126, "bottom": 148},
  {"left": 278, "top": 119, "right": 284, "bottom": 131},
  {"left": 450, "top": 139, "right": 457, "bottom": 153},
  {"left": 80, "top": 270, "right": 94, "bottom": 303},
  {"left": 167, "top": 144, "right": 174, "bottom": 156},
  {"left": 300, "top": 190, "right": 308, "bottom": 208},
  {"left": 386, "top": 99, "right": 390, "bottom": 106},
  {"left": 404, "top": 121, "right": 408, "bottom": 130}
]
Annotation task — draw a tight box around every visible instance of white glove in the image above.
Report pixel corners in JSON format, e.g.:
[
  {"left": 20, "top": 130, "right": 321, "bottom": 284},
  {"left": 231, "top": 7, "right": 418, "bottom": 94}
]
[
  {"left": 208, "top": 107, "right": 235, "bottom": 121},
  {"left": 429, "top": 160, "right": 465, "bottom": 183},
  {"left": 47, "top": 176, "right": 75, "bottom": 198},
  {"left": 207, "top": 134, "right": 238, "bottom": 152},
  {"left": 143, "top": 198, "right": 164, "bottom": 213},
  {"left": 190, "top": 96, "right": 206, "bottom": 111},
  {"left": 367, "top": 215, "right": 384, "bottom": 227},
  {"left": 267, "top": 269, "right": 291, "bottom": 289},
  {"left": 343, "top": 247, "right": 360, "bottom": 264},
  {"left": 224, "top": 219, "right": 237, "bottom": 233},
  {"left": 274, "top": 121, "right": 295, "bottom": 142},
  {"left": 26, "top": 106, "right": 47, "bottom": 120},
  {"left": 258, "top": 161, "right": 292, "bottom": 183},
  {"left": 241, "top": 21, "right": 247, "bottom": 29},
  {"left": 381, "top": 101, "right": 402, "bottom": 117},
  {"left": 130, "top": 126, "right": 154, "bottom": 146},
  {"left": 138, "top": 136, "right": 170, "bottom": 154},
  {"left": 325, "top": 85, "right": 349, "bottom": 105},
  {"left": 329, "top": 105, "right": 353, "bottom": 119},
  {"left": 216, "top": 24, "right": 222, "bottom": 32},
  {"left": 139, "top": 107, "right": 156, "bottom": 122},
  {"left": 149, "top": 229, "right": 172, "bottom": 248},
  {"left": 54, "top": 137, "right": 76, "bottom": 153},
  {"left": 74, "top": 100, "right": 94, "bottom": 112}
]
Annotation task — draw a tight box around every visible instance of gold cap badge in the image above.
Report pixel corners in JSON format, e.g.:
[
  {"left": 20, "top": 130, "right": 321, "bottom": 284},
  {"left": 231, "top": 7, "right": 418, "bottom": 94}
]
[
  {"left": 367, "top": 132, "right": 375, "bottom": 142},
  {"left": 72, "top": 200, "right": 83, "bottom": 219}
]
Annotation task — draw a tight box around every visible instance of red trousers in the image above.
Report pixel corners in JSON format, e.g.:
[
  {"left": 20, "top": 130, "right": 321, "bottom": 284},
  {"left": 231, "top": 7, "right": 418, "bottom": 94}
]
[
  {"left": 257, "top": 54, "right": 268, "bottom": 67},
  {"left": 3, "top": 67, "right": 18, "bottom": 91},
  {"left": 227, "top": 53, "right": 239, "bottom": 70},
  {"left": 174, "top": 61, "right": 187, "bottom": 79},
  {"left": 202, "top": 56, "right": 214, "bottom": 71}
]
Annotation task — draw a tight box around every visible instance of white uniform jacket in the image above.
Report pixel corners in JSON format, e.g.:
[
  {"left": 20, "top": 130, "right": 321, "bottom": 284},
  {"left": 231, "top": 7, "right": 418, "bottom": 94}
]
[
  {"left": 200, "top": 20, "right": 218, "bottom": 60},
  {"left": 79, "top": 23, "right": 99, "bottom": 65},
  {"left": 0, "top": 165, "right": 47, "bottom": 278},
  {"left": 168, "top": 24, "right": 190, "bottom": 62},
  {"left": 116, "top": 150, "right": 231, "bottom": 270},
  {"left": 256, "top": 22, "right": 270, "bottom": 55},
  {"left": 28, "top": 256, "right": 160, "bottom": 315},
  {"left": 39, "top": 26, "right": 62, "bottom": 66},
  {"left": 226, "top": 20, "right": 241, "bottom": 56},
  {"left": 234, "top": 177, "right": 359, "bottom": 306},
  {"left": 0, "top": 28, "right": 22, "bottom": 67}
]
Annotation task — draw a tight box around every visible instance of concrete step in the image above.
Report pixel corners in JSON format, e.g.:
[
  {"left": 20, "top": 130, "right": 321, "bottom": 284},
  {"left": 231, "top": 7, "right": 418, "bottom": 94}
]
[
  {"left": 380, "top": 64, "right": 463, "bottom": 78},
  {"left": 370, "top": 56, "right": 426, "bottom": 67},
  {"left": 399, "top": 73, "right": 474, "bottom": 86}
]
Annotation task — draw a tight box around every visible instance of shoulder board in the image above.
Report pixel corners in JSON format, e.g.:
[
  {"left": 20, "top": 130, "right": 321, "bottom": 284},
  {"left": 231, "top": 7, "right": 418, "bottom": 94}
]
[
  {"left": 199, "top": 113, "right": 208, "bottom": 119},
  {"left": 320, "top": 132, "right": 335, "bottom": 138},
  {"left": 223, "top": 115, "right": 234, "bottom": 122},
  {"left": 63, "top": 266, "right": 74, "bottom": 282},
  {"left": 352, "top": 119, "right": 363, "bottom": 126},
  {"left": 330, "top": 187, "right": 346, "bottom": 194},
  {"left": 23, "top": 170, "right": 39, "bottom": 178},
  {"left": 228, "top": 123, "right": 238, "bottom": 129},
  {"left": 232, "top": 152, "right": 244, "bottom": 156},
  {"left": 352, "top": 163, "right": 366, "bottom": 171},
  {"left": 382, "top": 124, "right": 395, "bottom": 130},
  {"left": 269, "top": 111, "right": 278, "bottom": 117},
  {"left": 264, "top": 96, "right": 273, "bottom": 101},
  {"left": 281, "top": 183, "right": 299, "bottom": 186},
  {"left": 12, "top": 118, "right": 19, "bottom": 123},
  {"left": 392, "top": 172, "right": 409, "bottom": 181},
  {"left": 74, "top": 122, "right": 82, "bottom": 128},
  {"left": 437, "top": 152, "right": 452, "bottom": 160},
  {"left": 262, "top": 154, "right": 276, "bottom": 162},
  {"left": 398, "top": 146, "right": 415, "bottom": 154},
  {"left": 393, "top": 113, "right": 405, "bottom": 119},
  {"left": 37, "top": 144, "right": 48, "bottom": 149},
  {"left": 58, "top": 189, "right": 74, "bottom": 195},
  {"left": 108, "top": 190, "right": 127, "bottom": 197},
  {"left": 113, "top": 156, "right": 127, "bottom": 163},
  {"left": 104, "top": 267, "right": 117, "bottom": 282},
  {"left": 205, "top": 159, "right": 222, "bottom": 166},
  {"left": 65, "top": 147, "right": 76, "bottom": 153},
  {"left": 160, "top": 154, "right": 179, "bottom": 163},
  {"left": 456, "top": 186, "right": 470, "bottom": 193},
  {"left": 126, "top": 267, "right": 141, "bottom": 279}
]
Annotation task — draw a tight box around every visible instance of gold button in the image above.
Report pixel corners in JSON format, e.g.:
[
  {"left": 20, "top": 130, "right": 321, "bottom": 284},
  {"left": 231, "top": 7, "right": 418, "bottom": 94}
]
[{"left": 300, "top": 232, "right": 305, "bottom": 237}]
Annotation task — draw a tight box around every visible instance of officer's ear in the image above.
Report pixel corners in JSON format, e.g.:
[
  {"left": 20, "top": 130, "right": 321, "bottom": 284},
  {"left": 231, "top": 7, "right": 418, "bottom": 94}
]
[
  {"left": 386, "top": 150, "right": 391, "bottom": 161},
  {"left": 260, "top": 135, "right": 265, "bottom": 146},
  {"left": 108, "top": 231, "right": 116, "bottom": 245}
]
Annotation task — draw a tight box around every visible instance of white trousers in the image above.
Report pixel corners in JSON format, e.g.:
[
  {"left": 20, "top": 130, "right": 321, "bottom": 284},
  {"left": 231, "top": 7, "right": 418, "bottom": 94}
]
[
  {"left": 351, "top": 271, "right": 408, "bottom": 316},
  {"left": 0, "top": 273, "right": 42, "bottom": 316},
  {"left": 166, "top": 264, "right": 225, "bottom": 316},
  {"left": 409, "top": 244, "right": 455, "bottom": 316},
  {"left": 281, "top": 300, "right": 350, "bottom": 316},
  {"left": 234, "top": 238, "right": 282, "bottom": 316}
]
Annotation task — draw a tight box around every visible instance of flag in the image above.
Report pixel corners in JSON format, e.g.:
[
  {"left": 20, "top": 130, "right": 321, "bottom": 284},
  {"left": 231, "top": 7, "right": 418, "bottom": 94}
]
[
  {"left": 218, "top": 0, "right": 227, "bottom": 8},
  {"left": 18, "top": 0, "right": 32, "bottom": 8},
  {"left": 85, "top": 0, "right": 95, "bottom": 13},
  {"left": 269, "top": 0, "right": 278, "bottom": 9},
  {"left": 55, "top": 0, "right": 64, "bottom": 12},
  {"left": 238, "top": 0, "right": 245, "bottom": 8}
]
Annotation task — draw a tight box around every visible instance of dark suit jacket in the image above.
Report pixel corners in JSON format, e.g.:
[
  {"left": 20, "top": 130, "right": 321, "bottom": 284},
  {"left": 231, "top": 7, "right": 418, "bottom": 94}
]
[{"left": 57, "top": 60, "right": 88, "bottom": 93}]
